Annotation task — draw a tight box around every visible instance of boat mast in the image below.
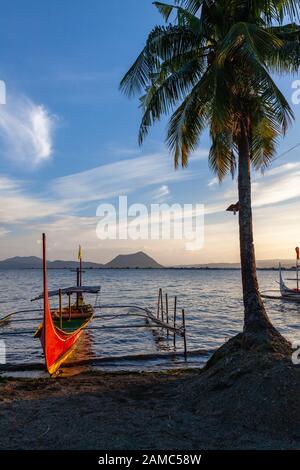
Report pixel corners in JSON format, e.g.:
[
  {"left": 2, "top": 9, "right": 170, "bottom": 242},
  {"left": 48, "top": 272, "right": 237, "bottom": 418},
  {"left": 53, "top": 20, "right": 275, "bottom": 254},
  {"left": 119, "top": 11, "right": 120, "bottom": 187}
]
[
  {"left": 77, "top": 245, "right": 83, "bottom": 308},
  {"left": 78, "top": 245, "right": 82, "bottom": 287},
  {"left": 76, "top": 268, "right": 80, "bottom": 308},
  {"left": 296, "top": 247, "right": 299, "bottom": 291},
  {"left": 42, "top": 233, "right": 47, "bottom": 344}
]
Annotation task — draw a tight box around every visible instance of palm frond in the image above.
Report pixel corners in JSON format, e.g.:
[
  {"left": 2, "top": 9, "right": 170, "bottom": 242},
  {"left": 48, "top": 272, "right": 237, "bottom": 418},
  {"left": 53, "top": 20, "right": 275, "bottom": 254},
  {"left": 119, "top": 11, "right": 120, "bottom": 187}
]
[
  {"left": 217, "top": 22, "right": 283, "bottom": 67},
  {"left": 266, "top": 23, "right": 300, "bottom": 72},
  {"left": 251, "top": 118, "right": 278, "bottom": 170},
  {"left": 174, "top": 0, "right": 203, "bottom": 15},
  {"left": 153, "top": 1, "right": 203, "bottom": 35},
  {"left": 244, "top": 53, "right": 294, "bottom": 132},
  {"left": 120, "top": 25, "right": 197, "bottom": 97},
  {"left": 121, "top": 0, "right": 299, "bottom": 174},
  {"left": 153, "top": 1, "right": 175, "bottom": 21},
  {"left": 138, "top": 58, "right": 204, "bottom": 144},
  {"left": 166, "top": 70, "right": 213, "bottom": 167},
  {"left": 278, "top": 0, "right": 300, "bottom": 22},
  {"left": 209, "top": 131, "right": 234, "bottom": 181}
]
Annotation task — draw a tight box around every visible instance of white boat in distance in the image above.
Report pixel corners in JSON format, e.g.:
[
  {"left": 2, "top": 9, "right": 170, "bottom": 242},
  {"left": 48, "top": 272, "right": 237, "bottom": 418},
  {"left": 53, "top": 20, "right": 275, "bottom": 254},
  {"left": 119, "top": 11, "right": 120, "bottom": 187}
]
[{"left": 279, "top": 262, "right": 300, "bottom": 302}]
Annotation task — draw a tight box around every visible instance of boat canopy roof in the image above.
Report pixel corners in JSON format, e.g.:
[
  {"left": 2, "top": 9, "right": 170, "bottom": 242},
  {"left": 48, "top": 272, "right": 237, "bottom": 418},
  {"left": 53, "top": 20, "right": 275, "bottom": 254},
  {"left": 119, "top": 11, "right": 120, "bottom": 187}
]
[{"left": 31, "top": 285, "right": 101, "bottom": 301}]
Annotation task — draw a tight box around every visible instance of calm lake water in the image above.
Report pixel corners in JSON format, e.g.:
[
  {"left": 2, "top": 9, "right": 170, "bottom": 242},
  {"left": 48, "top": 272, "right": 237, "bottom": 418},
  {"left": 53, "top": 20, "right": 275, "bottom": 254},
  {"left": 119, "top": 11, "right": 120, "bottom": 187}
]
[{"left": 0, "top": 268, "right": 299, "bottom": 376}]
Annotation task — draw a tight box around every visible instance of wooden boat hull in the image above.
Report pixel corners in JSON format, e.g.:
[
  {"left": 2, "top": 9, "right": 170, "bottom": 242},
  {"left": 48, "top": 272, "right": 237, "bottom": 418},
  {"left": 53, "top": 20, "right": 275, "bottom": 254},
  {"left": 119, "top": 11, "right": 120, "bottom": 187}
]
[
  {"left": 35, "top": 292, "right": 93, "bottom": 375},
  {"left": 35, "top": 234, "right": 94, "bottom": 375}
]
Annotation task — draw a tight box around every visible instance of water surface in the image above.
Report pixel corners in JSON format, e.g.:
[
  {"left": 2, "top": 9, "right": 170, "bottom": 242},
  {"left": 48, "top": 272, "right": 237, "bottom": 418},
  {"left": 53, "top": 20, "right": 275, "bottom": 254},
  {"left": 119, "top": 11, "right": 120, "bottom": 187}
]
[{"left": 0, "top": 268, "right": 299, "bottom": 376}]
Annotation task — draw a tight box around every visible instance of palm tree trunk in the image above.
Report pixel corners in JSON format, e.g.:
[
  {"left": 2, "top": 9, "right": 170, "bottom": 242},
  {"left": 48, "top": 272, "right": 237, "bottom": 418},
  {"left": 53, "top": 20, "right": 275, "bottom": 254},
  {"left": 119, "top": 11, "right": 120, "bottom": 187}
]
[{"left": 238, "top": 122, "right": 273, "bottom": 333}]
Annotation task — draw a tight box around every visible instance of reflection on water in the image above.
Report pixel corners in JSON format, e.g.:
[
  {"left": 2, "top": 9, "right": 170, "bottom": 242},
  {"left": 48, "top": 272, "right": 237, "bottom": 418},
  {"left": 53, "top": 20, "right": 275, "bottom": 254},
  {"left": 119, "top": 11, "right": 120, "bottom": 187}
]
[{"left": 0, "top": 268, "right": 299, "bottom": 376}]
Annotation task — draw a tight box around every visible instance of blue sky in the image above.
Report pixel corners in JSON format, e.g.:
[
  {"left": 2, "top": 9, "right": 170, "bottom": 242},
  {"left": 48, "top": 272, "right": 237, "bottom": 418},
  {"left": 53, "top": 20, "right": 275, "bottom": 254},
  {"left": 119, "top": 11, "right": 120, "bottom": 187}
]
[{"left": 0, "top": 0, "right": 300, "bottom": 265}]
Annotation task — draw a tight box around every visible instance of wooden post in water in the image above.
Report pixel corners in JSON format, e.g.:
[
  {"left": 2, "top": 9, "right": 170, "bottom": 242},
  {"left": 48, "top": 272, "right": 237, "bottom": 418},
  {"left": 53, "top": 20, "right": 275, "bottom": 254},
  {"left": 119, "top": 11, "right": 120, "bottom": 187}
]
[
  {"left": 182, "top": 309, "right": 187, "bottom": 360},
  {"left": 173, "top": 295, "right": 177, "bottom": 349},
  {"left": 165, "top": 293, "right": 169, "bottom": 337},
  {"left": 59, "top": 289, "right": 62, "bottom": 330},
  {"left": 157, "top": 288, "right": 162, "bottom": 319},
  {"left": 160, "top": 290, "right": 164, "bottom": 322}
]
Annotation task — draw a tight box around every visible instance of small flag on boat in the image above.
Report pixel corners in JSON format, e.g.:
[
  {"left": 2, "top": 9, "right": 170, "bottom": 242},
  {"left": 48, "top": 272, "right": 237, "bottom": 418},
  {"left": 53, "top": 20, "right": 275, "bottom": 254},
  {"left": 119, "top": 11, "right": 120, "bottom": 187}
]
[
  {"left": 78, "top": 245, "right": 83, "bottom": 260},
  {"left": 296, "top": 247, "right": 300, "bottom": 260}
]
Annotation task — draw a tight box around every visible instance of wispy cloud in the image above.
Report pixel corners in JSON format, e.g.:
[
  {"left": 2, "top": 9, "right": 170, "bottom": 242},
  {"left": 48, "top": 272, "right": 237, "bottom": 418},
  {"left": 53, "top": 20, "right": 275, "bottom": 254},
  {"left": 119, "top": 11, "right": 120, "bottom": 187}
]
[
  {"left": 151, "top": 185, "right": 170, "bottom": 201},
  {"left": 0, "top": 94, "right": 57, "bottom": 166},
  {"left": 0, "top": 227, "right": 10, "bottom": 237},
  {"left": 0, "top": 174, "right": 68, "bottom": 224},
  {"left": 51, "top": 153, "right": 199, "bottom": 204},
  {"left": 252, "top": 163, "right": 300, "bottom": 208},
  {"left": 207, "top": 177, "right": 219, "bottom": 188},
  {"left": 204, "top": 162, "right": 300, "bottom": 216},
  {"left": 0, "top": 151, "right": 199, "bottom": 227},
  {"left": 189, "top": 148, "right": 209, "bottom": 162}
]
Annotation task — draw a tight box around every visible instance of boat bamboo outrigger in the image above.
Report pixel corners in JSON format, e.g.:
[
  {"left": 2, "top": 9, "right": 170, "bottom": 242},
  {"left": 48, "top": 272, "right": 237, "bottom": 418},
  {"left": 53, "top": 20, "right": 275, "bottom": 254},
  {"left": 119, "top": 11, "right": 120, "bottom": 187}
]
[
  {"left": 276, "top": 247, "right": 300, "bottom": 302},
  {"left": 259, "top": 247, "right": 300, "bottom": 303},
  {"left": 33, "top": 234, "right": 100, "bottom": 375}
]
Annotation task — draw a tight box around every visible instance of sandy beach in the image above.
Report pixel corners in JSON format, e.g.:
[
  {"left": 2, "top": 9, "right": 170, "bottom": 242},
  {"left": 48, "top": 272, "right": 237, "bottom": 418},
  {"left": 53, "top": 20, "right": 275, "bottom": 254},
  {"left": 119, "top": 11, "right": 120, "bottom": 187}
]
[{"left": 1, "top": 338, "right": 300, "bottom": 450}]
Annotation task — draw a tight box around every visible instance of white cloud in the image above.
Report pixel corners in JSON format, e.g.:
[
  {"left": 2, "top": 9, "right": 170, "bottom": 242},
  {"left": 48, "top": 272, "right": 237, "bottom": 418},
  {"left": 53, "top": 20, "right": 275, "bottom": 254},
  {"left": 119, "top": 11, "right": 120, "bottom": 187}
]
[
  {"left": 203, "top": 162, "right": 300, "bottom": 216},
  {"left": 258, "top": 162, "right": 299, "bottom": 178},
  {"left": 252, "top": 163, "right": 300, "bottom": 208},
  {"left": 207, "top": 177, "right": 219, "bottom": 188},
  {"left": 0, "top": 151, "right": 199, "bottom": 227},
  {"left": 51, "top": 153, "right": 199, "bottom": 204},
  {"left": 0, "top": 94, "right": 57, "bottom": 166},
  {"left": 189, "top": 148, "right": 209, "bottom": 162},
  {"left": 151, "top": 185, "right": 170, "bottom": 201},
  {"left": 0, "top": 175, "right": 68, "bottom": 224},
  {"left": 0, "top": 175, "right": 19, "bottom": 191},
  {"left": 0, "top": 227, "right": 10, "bottom": 237}
]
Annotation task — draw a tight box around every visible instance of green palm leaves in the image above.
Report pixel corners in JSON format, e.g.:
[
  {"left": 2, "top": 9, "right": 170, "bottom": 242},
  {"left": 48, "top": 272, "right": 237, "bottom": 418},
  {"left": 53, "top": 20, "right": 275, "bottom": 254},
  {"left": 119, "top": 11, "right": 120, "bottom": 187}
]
[{"left": 120, "top": 1, "right": 299, "bottom": 178}]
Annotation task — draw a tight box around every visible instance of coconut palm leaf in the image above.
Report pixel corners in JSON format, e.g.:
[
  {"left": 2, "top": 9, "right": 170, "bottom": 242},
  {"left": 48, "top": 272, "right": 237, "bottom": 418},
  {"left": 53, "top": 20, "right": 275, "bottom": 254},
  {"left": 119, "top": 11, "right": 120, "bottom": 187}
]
[
  {"left": 217, "top": 22, "right": 283, "bottom": 67},
  {"left": 120, "top": 25, "right": 199, "bottom": 96},
  {"left": 174, "top": 0, "right": 203, "bottom": 15},
  {"left": 166, "top": 70, "right": 213, "bottom": 166},
  {"left": 154, "top": 1, "right": 204, "bottom": 35},
  {"left": 121, "top": 0, "right": 299, "bottom": 171},
  {"left": 138, "top": 57, "right": 205, "bottom": 144},
  {"left": 209, "top": 131, "right": 235, "bottom": 181}
]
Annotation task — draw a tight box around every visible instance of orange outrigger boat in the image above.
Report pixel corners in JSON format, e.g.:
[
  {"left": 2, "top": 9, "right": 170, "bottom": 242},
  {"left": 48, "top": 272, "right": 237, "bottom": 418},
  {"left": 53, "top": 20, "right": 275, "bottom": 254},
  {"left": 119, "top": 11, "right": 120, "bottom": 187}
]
[{"left": 34, "top": 234, "right": 100, "bottom": 375}]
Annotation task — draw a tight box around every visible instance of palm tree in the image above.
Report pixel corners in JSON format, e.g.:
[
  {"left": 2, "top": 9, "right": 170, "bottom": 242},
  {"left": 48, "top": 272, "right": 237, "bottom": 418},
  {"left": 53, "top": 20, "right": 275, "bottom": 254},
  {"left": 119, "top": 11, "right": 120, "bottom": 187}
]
[{"left": 120, "top": 1, "right": 300, "bottom": 344}]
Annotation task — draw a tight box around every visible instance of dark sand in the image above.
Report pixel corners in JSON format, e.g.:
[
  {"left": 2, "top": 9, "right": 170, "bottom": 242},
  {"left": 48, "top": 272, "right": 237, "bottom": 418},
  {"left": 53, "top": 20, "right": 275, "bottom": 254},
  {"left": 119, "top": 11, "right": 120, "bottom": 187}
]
[{"left": 1, "top": 340, "right": 300, "bottom": 450}]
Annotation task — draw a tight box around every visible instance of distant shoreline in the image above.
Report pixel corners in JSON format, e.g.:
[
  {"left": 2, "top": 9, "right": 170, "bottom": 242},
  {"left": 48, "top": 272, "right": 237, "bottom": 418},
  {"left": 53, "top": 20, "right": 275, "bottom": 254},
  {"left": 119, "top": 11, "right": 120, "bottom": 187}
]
[
  {"left": 0, "top": 253, "right": 295, "bottom": 271},
  {"left": 0, "top": 266, "right": 295, "bottom": 271}
]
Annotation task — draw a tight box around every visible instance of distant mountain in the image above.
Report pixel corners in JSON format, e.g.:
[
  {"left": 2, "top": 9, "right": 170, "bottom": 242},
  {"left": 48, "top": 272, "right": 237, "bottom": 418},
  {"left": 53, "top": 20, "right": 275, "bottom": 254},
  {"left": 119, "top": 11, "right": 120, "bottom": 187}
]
[
  {"left": 0, "top": 252, "right": 162, "bottom": 269},
  {"left": 257, "top": 259, "right": 297, "bottom": 269},
  {"left": 105, "top": 251, "right": 162, "bottom": 269},
  {"left": 0, "top": 256, "right": 104, "bottom": 270},
  {"left": 0, "top": 256, "right": 43, "bottom": 269},
  {"left": 49, "top": 260, "right": 103, "bottom": 269},
  {"left": 0, "top": 254, "right": 295, "bottom": 270}
]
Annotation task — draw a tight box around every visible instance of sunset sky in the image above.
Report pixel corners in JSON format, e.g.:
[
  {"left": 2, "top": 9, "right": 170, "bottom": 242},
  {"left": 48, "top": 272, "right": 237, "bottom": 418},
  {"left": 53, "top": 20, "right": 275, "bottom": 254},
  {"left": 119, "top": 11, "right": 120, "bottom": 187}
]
[{"left": 0, "top": 0, "right": 300, "bottom": 265}]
